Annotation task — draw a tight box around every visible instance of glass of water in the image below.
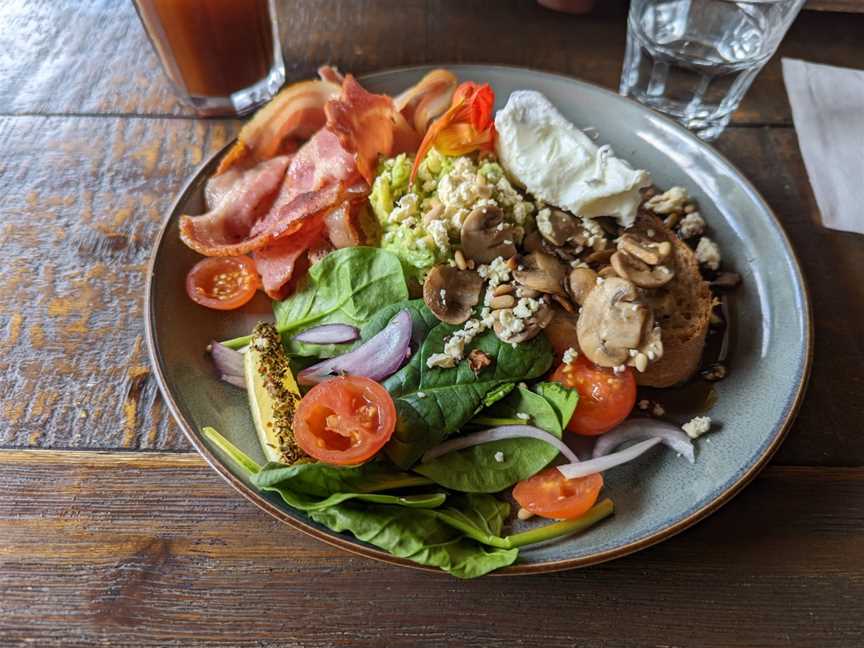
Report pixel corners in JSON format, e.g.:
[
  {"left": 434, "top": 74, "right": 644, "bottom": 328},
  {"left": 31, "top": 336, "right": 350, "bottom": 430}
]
[{"left": 620, "top": 0, "right": 805, "bottom": 140}]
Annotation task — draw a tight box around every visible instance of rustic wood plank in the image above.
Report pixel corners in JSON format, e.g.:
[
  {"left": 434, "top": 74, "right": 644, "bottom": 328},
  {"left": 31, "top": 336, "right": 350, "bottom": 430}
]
[
  {"left": 0, "top": 450, "right": 861, "bottom": 647},
  {"left": 2, "top": 116, "right": 861, "bottom": 466},
  {"left": 0, "top": 116, "right": 237, "bottom": 450},
  {"left": 2, "top": 1, "right": 862, "bottom": 123}
]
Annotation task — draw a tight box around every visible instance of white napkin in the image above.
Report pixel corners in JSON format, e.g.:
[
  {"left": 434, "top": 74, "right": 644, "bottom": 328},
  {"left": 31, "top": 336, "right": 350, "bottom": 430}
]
[{"left": 782, "top": 58, "right": 864, "bottom": 234}]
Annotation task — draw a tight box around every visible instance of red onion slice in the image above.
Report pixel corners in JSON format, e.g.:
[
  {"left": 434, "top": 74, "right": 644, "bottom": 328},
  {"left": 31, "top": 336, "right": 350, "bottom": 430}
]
[
  {"left": 558, "top": 438, "right": 662, "bottom": 480},
  {"left": 421, "top": 425, "right": 580, "bottom": 464},
  {"left": 211, "top": 341, "right": 245, "bottom": 388},
  {"left": 292, "top": 323, "right": 360, "bottom": 345},
  {"left": 593, "top": 419, "right": 695, "bottom": 464},
  {"left": 297, "top": 310, "right": 412, "bottom": 385},
  {"left": 220, "top": 374, "right": 246, "bottom": 389}
]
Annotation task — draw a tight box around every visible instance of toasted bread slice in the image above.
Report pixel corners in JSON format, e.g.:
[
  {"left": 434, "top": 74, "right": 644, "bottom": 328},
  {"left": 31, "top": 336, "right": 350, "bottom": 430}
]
[{"left": 630, "top": 212, "right": 712, "bottom": 387}]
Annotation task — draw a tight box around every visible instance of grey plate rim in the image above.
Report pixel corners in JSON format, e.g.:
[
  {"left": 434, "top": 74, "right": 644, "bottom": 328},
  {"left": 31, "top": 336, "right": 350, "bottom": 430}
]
[{"left": 145, "top": 64, "right": 813, "bottom": 575}]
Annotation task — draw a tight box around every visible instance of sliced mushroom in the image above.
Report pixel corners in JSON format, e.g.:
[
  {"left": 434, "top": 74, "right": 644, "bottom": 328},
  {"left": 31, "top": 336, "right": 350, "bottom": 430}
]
[
  {"left": 423, "top": 265, "right": 483, "bottom": 324},
  {"left": 493, "top": 301, "right": 554, "bottom": 344},
  {"left": 618, "top": 233, "right": 672, "bottom": 265},
  {"left": 576, "top": 277, "right": 650, "bottom": 367},
  {"left": 513, "top": 252, "right": 566, "bottom": 296},
  {"left": 537, "top": 209, "right": 588, "bottom": 247},
  {"left": 522, "top": 230, "right": 546, "bottom": 254},
  {"left": 610, "top": 251, "right": 674, "bottom": 289},
  {"left": 460, "top": 205, "right": 517, "bottom": 263},
  {"left": 584, "top": 248, "right": 615, "bottom": 266},
  {"left": 566, "top": 267, "right": 598, "bottom": 305}
]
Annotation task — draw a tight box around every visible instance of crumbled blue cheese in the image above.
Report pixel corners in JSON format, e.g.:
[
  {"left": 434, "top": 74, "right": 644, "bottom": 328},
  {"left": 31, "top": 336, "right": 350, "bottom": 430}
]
[
  {"left": 416, "top": 391, "right": 426, "bottom": 399},
  {"left": 389, "top": 193, "right": 419, "bottom": 224},
  {"left": 645, "top": 186, "right": 688, "bottom": 214},
  {"left": 677, "top": 212, "right": 706, "bottom": 239},
  {"left": 581, "top": 216, "right": 608, "bottom": 250},
  {"left": 563, "top": 347, "right": 579, "bottom": 365},
  {"left": 427, "top": 219, "right": 450, "bottom": 255},
  {"left": 477, "top": 256, "right": 512, "bottom": 289},
  {"left": 426, "top": 318, "right": 488, "bottom": 369},
  {"left": 682, "top": 416, "right": 712, "bottom": 439},
  {"left": 496, "top": 308, "right": 525, "bottom": 339},
  {"left": 515, "top": 412, "right": 530, "bottom": 421},
  {"left": 494, "top": 451, "right": 505, "bottom": 463},
  {"left": 695, "top": 237, "right": 721, "bottom": 271},
  {"left": 513, "top": 297, "right": 539, "bottom": 320}
]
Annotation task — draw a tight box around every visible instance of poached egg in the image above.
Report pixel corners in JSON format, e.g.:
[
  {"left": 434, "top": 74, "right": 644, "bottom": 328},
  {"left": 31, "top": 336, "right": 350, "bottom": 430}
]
[{"left": 494, "top": 90, "right": 650, "bottom": 227}]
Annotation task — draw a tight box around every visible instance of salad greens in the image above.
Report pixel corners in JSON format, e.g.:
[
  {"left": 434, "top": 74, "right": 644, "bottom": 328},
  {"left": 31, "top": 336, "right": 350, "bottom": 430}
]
[
  {"left": 308, "top": 494, "right": 519, "bottom": 578},
  {"left": 222, "top": 247, "right": 409, "bottom": 352},
  {"left": 253, "top": 461, "right": 444, "bottom": 512},
  {"left": 203, "top": 428, "right": 614, "bottom": 579},
  {"left": 415, "top": 383, "right": 578, "bottom": 493},
  {"left": 382, "top": 316, "right": 554, "bottom": 468}
]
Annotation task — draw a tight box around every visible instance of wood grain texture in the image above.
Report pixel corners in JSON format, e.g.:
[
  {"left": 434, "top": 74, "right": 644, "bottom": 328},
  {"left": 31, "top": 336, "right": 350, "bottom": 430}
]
[
  {"left": 3, "top": 117, "right": 862, "bottom": 465},
  {"left": 2, "top": 1, "right": 863, "bottom": 123},
  {"left": 0, "top": 116, "right": 238, "bottom": 450},
  {"left": 0, "top": 450, "right": 862, "bottom": 647}
]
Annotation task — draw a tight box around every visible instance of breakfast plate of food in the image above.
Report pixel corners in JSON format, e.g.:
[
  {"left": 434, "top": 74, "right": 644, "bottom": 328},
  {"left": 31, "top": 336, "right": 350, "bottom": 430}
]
[{"left": 145, "top": 64, "right": 811, "bottom": 577}]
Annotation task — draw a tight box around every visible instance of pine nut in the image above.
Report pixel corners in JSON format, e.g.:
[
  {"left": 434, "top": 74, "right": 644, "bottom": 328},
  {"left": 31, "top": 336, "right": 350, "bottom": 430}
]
[
  {"left": 493, "top": 284, "right": 514, "bottom": 296},
  {"left": 454, "top": 249, "right": 467, "bottom": 270},
  {"left": 490, "top": 295, "right": 516, "bottom": 309},
  {"left": 517, "top": 507, "right": 534, "bottom": 521}
]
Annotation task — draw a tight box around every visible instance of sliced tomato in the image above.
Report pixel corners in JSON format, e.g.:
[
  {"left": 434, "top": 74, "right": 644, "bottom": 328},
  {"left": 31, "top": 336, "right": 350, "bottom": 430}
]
[
  {"left": 185, "top": 255, "right": 260, "bottom": 310},
  {"left": 293, "top": 376, "right": 396, "bottom": 466},
  {"left": 513, "top": 467, "right": 603, "bottom": 520},
  {"left": 550, "top": 355, "right": 636, "bottom": 436}
]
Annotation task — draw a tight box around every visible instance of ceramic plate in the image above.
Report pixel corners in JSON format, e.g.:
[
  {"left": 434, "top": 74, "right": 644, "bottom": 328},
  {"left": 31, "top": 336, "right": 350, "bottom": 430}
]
[{"left": 145, "top": 65, "right": 812, "bottom": 574}]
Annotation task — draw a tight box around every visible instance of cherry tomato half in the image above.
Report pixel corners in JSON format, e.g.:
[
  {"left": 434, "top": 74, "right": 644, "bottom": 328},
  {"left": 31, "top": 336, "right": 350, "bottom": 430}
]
[
  {"left": 513, "top": 467, "right": 603, "bottom": 520},
  {"left": 185, "top": 255, "right": 260, "bottom": 310},
  {"left": 550, "top": 355, "right": 636, "bottom": 436},
  {"left": 293, "top": 375, "right": 397, "bottom": 466}
]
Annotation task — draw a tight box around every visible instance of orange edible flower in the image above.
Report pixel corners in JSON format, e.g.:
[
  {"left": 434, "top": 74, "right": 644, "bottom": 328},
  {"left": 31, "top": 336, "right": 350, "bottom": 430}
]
[{"left": 409, "top": 82, "right": 496, "bottom": 184}]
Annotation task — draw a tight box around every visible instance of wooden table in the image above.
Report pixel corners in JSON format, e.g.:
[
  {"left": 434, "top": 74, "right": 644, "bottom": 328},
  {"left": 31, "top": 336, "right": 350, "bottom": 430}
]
[{"left": 2, "top": 1, "right": 862, "bottom": 646}]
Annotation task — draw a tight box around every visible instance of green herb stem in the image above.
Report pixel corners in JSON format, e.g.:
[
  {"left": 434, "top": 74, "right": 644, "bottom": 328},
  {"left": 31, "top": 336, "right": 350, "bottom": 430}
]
[
  {"left": 504, "top": 498, "right": 615, "bottom": 548},
  {"left": 220, "top": 324, "right": 291, "bottom": 350},
  {"left": 202, "top": 427, "right": 262, "bottom": 476}
]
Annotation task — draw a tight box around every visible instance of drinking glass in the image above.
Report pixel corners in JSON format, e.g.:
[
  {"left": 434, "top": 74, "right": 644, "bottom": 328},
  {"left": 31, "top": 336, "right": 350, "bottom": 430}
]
[
  {"left": 133, "top": 0, "right": 285, "bottom": 116},
  {"left": 620, "top": 0, "right": 805, "bottom": 140}
]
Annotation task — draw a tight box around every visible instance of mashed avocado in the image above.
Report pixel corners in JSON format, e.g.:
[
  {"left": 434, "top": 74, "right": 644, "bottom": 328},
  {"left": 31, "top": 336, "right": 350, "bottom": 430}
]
[{"left": 369, "top": 150, "right": 537, "bottom": 281}]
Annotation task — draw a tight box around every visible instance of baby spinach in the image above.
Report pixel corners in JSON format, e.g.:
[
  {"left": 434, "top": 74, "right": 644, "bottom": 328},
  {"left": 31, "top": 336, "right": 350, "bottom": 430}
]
[
  {"left": 221, "top": 247, "right": 409, "bottom": 352},
  {"left": 203, "top": 427, "right": 615, "bottom": 579},
  {"left": 307, "top": 493, "right": 519, "bottom": 579},
  {"left": 253, "top": 459, "right": 434, "bottom": 496},
  {"left": 252, "top": 460, "right": 445, "bottom": 511},
  {"left": 415, "top": 384, "right": 576, "bottom": 493},
  {"left": 533, "top": 381, "right": 580, "bottom": 431},
  {"left": 383, "top": 321, "right": 553, "bottom": 468}
]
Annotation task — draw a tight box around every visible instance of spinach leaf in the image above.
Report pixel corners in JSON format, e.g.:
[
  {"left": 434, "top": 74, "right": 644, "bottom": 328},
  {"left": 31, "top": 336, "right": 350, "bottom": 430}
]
[
  {"left": 382, "top": 323, "right": 553, "bottom": 468},
  {"left": 414, "top": 386, "right": 564, "bottom": 493},
  {"left": 533, "top": 381, "right": 580, "bottom": 430},
  {"left": 252, "top": 460, "right": 444, "bottom": 511},
  {"left": 272, "top": 247, "right": 409, "bottom": 357},
  {"left": 253, "top": 460, "right": 434, "bottom": 497},
  {"left": 307, "top": 494, "right": 518, "bottom": 578}
]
